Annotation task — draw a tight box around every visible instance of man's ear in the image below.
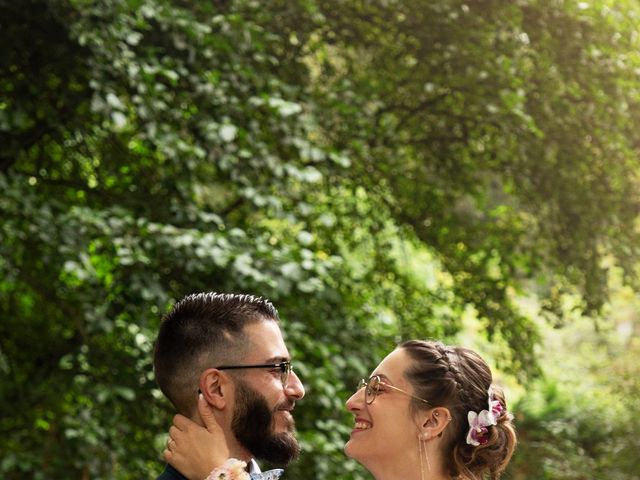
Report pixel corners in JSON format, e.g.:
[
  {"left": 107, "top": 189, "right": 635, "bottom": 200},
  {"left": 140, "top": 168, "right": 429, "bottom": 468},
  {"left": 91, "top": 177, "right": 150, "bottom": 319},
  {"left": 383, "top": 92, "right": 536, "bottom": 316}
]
[
  {"left": 198, "top": 368, "right": 229, "bottom": 410},
  {"left": 420, "top": 407, "right": 453, "bottom": 439}
]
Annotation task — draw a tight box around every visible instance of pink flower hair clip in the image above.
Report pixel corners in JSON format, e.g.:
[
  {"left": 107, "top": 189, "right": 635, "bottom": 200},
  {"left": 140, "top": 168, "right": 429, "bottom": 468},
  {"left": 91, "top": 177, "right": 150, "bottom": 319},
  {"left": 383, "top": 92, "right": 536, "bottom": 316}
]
[{"left": 466, "top": 387, "right": 504, "bottom": 446}]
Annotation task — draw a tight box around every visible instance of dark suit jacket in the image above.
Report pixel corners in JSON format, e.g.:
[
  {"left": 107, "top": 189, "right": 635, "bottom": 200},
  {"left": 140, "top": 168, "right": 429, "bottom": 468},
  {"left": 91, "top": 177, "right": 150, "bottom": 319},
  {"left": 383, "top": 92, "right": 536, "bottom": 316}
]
[{"left": 157, "top": 464, "right": 188, "bottom": 480}]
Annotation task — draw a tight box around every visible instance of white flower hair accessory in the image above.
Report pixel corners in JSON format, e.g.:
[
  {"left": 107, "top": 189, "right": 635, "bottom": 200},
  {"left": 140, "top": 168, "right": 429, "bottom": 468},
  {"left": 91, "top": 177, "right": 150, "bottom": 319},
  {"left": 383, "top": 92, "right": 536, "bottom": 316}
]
[{"left": 466, "top": 387, "right": 504, "bottom": 446}]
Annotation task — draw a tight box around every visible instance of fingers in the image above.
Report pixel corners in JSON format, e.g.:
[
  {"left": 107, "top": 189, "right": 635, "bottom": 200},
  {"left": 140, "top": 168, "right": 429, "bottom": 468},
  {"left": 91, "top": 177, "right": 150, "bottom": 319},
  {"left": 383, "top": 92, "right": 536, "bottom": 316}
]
[
  {"left": 162, "top": 447, "right": 173, "bottom": 463},
  {"left": 168, "top": 422, "right": 197, "bottom": 450},
  {"left": 197, "top": 393, "right": 222, "bottom": 433},
  {"left": 170, "top": 412, "right": 204, "bottom": 438},
  {"left": 171, "top": 413, "right": 192, "bottom": 431},
  {"left": 163, "top": 435, "right": 176, "bottom": 463},
  {"left": 162, "top": 442, "right": 175, "bottom": 463},
  {"left": 163, "top": 405, "right": 227, "bottom": 480}
]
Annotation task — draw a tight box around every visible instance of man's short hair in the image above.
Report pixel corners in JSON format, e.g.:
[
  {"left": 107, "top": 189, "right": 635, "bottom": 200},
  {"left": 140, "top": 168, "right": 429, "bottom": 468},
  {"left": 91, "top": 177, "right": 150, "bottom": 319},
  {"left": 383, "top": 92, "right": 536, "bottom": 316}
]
[{"left": 153, "top": 292, "right": 280, "bottom": 415}]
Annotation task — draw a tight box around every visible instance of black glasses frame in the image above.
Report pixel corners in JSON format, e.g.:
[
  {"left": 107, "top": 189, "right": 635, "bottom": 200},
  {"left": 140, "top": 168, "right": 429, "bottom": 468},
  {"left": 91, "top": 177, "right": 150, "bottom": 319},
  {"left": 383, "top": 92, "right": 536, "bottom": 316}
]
[{"left": 216, "top": 361, "right": 292, "bottom": 387}]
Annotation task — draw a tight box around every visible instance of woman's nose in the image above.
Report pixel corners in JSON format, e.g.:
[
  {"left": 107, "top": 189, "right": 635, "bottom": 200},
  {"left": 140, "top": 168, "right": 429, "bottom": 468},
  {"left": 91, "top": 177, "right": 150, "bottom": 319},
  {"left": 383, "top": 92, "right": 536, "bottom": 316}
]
[{"left": 345, "top": 386, "right": 365, "bottom": 412}]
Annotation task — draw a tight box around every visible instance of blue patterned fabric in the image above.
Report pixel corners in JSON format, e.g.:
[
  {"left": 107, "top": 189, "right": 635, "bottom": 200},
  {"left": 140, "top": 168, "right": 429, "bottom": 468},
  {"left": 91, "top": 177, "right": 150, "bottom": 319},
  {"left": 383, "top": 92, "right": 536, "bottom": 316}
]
[{"left": 250, "top": 469, "right": 284, "bottom": 480}]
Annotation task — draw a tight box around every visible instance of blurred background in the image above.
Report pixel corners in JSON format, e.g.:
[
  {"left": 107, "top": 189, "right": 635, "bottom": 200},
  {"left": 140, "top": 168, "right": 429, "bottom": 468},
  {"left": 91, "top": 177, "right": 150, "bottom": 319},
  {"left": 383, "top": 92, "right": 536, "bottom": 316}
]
[{"left": 1, "top": 0, "right": 639, "bottom": 478}]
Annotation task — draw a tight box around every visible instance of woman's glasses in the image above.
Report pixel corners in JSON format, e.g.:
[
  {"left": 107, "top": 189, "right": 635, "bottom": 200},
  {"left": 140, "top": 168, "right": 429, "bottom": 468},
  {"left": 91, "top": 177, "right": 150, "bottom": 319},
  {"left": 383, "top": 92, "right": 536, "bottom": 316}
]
[{"left": 358, "top": 375, "right": 431, "bottom": 406}]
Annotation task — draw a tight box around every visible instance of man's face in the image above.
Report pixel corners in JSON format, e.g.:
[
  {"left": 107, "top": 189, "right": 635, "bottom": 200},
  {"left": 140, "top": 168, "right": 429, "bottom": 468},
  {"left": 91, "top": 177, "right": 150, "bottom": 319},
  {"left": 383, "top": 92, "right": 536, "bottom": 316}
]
[
  {"left": 231, "top": 378, "right": 299, "bottom": 465},
  {"left": 229, "top": 320, "right": 305, "bottom": 465}
]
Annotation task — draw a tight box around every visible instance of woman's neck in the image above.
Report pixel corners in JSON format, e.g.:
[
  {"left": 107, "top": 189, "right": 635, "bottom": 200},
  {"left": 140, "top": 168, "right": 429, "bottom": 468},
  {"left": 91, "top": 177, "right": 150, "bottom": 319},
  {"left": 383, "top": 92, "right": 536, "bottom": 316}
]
[{"left": 366, "top": 445, "right": 450, "bottom": 480}]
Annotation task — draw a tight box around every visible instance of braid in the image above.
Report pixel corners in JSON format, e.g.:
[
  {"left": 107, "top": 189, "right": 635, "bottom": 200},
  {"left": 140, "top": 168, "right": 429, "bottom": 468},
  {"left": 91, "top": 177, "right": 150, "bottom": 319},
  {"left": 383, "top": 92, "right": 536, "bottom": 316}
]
[
  {"left": 434, "top": 343, "right": 467, "bottom": 404},
  {"left": 400, "top": 340, "right": 517, "bottom": 480}
]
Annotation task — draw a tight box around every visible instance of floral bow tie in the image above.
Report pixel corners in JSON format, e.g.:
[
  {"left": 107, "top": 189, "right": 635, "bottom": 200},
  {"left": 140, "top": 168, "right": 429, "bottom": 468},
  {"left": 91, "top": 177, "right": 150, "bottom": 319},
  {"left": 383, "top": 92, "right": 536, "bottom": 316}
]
[{"left": 250, "top": 470, "right": 284, "bottom": 480}]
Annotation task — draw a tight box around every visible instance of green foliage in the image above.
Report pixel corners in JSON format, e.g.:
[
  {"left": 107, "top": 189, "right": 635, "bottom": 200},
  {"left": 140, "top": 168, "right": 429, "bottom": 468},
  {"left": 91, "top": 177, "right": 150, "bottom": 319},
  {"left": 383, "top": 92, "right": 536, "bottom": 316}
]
[
  {"left": 1, "top": 0, "right": 639, "bottom": 478},
  {"left": 310, "top": 0, "right": 640, "bottom": 371},
  {"left": 509, "top": 306, "right": 640, "bottom": 479}
]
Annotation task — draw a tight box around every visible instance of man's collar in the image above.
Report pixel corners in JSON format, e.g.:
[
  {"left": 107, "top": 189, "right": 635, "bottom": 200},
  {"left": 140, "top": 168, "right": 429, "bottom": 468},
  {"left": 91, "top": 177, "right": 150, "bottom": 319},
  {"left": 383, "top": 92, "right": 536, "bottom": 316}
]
[{"left": 248, "top": 458, "right": 261, "bottom": 473}]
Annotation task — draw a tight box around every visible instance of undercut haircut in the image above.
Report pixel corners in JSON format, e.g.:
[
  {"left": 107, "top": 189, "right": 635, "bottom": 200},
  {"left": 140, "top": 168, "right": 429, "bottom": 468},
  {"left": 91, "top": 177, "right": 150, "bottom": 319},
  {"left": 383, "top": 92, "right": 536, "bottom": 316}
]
[{"left": 153, "top": 292, "right": 280, "bottom": 415}]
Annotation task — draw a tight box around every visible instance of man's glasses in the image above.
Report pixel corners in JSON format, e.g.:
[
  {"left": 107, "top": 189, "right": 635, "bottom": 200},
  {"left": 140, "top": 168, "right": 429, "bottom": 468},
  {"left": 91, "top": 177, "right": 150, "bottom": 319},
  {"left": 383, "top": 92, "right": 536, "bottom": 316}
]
[
  {"left": 216, "top": 361, "right": 293, "bottom": 387},
  {"left": 358, "top": 375, "right": 431, "bottom": 406}
]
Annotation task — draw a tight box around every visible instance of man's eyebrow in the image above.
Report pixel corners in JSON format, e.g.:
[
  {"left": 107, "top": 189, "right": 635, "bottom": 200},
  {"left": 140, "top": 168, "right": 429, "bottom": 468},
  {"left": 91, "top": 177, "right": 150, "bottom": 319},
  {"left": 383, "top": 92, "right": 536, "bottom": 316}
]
[{"left": 265, "top": 356, "right": 290, "bottom": 363}]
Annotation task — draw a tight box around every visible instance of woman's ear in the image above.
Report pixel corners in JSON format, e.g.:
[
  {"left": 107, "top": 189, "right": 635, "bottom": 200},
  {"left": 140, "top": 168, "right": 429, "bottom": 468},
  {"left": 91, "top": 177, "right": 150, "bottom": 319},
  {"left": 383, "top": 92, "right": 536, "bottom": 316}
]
[
  {"left": 420, "top": 407, "right": 453, "bottom": 439},
  {"left": 198, "top": 368, "right": 228, "bottom": 410}
]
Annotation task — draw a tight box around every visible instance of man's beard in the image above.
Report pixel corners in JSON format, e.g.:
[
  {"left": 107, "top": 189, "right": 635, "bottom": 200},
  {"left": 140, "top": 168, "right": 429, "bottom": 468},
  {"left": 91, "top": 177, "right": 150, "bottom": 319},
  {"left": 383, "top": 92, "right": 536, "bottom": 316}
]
[{"left": 231, "top": 379, "right": 300, "bottom": 466}]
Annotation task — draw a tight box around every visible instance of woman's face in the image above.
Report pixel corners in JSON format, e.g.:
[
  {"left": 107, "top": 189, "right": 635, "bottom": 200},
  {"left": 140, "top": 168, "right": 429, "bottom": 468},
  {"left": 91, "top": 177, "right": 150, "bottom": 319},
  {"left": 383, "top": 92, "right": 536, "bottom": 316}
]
[{"left": 344, "top": 348, "right": 422, "bottom": 470}]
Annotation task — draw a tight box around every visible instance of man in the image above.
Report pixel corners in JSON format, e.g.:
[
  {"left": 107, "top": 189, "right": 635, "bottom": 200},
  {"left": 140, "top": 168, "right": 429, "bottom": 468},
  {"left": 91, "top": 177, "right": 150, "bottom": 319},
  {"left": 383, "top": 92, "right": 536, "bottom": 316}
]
[{"left": 153, "top": 292, "right": 305, "bottom": 479}]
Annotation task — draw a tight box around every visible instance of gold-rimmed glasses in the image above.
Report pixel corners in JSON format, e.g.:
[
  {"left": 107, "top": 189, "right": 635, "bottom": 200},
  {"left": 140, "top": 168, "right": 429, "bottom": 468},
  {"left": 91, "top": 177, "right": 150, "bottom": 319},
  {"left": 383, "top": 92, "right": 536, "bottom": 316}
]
[{"left": 358, "top": 375, "right": 431, "bottom": 405}]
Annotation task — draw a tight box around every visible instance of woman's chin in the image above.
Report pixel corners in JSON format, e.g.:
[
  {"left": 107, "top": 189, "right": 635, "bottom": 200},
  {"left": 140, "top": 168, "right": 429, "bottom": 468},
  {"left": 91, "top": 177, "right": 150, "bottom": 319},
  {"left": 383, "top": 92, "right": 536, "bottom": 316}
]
[{"left": 343, "top": 440, "right": 357, "bottom": 459}]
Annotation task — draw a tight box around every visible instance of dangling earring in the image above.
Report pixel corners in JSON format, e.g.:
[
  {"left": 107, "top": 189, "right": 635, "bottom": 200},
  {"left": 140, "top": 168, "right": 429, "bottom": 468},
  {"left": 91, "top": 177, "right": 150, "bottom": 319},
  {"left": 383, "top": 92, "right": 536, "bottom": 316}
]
[{"left": 418, "top": 433, "right": 431, "bottom": 480}]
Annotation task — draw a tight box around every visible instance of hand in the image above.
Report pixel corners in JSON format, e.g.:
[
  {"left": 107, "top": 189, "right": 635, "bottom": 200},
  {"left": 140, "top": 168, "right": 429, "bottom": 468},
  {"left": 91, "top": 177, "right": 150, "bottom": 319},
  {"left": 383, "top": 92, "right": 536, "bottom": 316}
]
[{"left": 163, "top": 393, "right": 231, "bottom": 480}]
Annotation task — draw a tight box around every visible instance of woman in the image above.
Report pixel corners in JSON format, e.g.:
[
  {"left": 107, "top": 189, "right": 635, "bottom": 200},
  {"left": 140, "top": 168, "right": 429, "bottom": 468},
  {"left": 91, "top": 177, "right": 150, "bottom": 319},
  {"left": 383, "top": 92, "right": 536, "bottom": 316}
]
[{"left": 164, "top": 340, "right": 517, "bottom": 480}]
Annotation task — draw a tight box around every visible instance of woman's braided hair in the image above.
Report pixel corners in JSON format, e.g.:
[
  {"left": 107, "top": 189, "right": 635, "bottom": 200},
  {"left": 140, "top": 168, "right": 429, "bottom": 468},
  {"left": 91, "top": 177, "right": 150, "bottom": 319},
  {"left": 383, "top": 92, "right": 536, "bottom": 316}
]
[{"left": 400, "top": 340, "right": 516, "bottom": 480}]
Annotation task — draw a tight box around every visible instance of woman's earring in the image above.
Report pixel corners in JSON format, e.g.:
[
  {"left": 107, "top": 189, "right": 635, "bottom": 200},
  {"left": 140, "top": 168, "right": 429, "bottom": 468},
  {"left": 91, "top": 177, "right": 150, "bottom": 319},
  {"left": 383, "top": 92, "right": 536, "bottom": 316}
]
[{"left": 418, "top": 434, "right": 432, "bottom": 480}]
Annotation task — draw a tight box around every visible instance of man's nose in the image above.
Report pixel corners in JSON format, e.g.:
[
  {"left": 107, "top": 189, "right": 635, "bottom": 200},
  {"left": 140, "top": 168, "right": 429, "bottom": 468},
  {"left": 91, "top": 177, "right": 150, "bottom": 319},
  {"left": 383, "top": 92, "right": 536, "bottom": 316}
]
[{"left": 285, "top": 369, "right": 305, "bottom": 399}]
